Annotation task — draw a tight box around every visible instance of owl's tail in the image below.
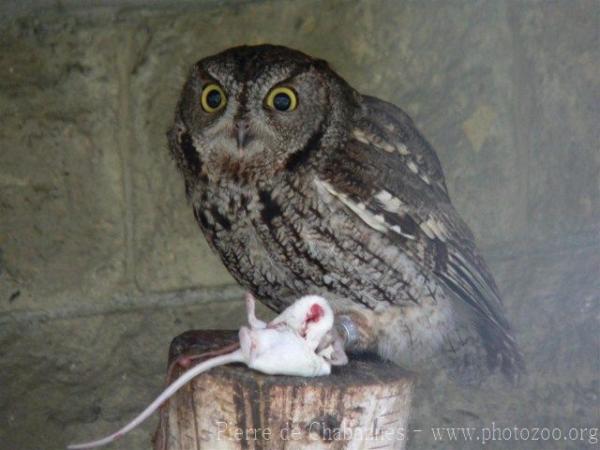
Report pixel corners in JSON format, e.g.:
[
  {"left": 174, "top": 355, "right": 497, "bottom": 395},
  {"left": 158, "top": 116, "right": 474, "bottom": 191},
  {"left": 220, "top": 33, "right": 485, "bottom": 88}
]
[
  {"left": 439, "top": 288, "right": 526, "bottom": 385},
  {"left": 476, "top": 314, "right": 526, "bottom": 384}
]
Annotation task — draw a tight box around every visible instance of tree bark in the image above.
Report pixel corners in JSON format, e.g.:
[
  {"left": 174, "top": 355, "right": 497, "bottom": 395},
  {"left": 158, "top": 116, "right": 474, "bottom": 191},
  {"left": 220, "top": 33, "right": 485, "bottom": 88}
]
[{"left": 154, "top": 330, "right": 414, "bottom": 450}]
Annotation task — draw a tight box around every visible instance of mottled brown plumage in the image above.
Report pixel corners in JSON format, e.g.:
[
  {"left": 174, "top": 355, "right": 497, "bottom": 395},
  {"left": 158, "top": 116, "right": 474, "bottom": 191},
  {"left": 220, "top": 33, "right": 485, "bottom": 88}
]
[{"left": 168, "top": 44, "right": 523, "bottom": 383}]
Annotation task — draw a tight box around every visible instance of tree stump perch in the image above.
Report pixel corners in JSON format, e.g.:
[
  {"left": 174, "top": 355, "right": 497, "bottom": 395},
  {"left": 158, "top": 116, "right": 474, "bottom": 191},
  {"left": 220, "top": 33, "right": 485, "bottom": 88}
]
[{"left": 154, "top": 330, "right": 414, "bottom": 450}]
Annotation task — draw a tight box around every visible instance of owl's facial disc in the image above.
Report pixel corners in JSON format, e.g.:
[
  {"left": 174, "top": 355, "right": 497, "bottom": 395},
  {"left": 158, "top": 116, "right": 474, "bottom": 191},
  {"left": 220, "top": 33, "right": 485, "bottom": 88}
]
[
  {"left": 180, "top": 65, "right": 328, "bottom": 176},
  {"left": 172, "top": 45, "right": 356, "bottom": 185},
  {"left": 211, "top": 67, "right": 327, "bottom": 162}
]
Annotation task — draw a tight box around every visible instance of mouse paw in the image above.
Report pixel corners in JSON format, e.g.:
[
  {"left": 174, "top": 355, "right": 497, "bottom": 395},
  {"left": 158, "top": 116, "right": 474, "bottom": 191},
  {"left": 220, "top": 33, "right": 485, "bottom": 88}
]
[{"left": 245, "top": 292, "right": 267, "bottom": 329}]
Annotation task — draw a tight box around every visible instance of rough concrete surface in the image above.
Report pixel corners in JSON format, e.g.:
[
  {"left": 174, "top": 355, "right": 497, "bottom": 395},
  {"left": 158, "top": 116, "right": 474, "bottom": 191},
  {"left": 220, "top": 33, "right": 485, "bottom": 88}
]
[
  {"left": 0, "top": 1, "right": 598, "bottom": 449},
  {"left": 0, "top": 16, "right": 127, "bottom": 315},
  {"left": 0, "top": 296, "right": 256, "bottom": 450}
]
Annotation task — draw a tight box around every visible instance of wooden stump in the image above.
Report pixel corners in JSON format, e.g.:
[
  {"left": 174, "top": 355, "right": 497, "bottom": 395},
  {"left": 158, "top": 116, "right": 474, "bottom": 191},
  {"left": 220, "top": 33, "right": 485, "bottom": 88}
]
[{"left": 154, "top": 330, "right": 414, "bottom": 450}]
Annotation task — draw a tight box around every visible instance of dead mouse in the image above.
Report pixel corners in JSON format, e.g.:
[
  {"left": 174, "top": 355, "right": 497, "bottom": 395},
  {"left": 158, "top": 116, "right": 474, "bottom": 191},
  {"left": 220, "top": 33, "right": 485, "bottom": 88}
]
[{"left": 67, "top": 294, "right": 348, "bottom": 449}]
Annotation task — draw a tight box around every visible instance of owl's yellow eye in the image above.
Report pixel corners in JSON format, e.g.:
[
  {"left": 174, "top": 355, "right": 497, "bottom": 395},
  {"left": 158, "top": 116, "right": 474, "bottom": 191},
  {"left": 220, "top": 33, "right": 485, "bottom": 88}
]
[
  {"left": 266, "top": 86, "right": 297, "bottom": 112},
  {"left": 201, "top": 84, "right": 227, "bottom": 112}
]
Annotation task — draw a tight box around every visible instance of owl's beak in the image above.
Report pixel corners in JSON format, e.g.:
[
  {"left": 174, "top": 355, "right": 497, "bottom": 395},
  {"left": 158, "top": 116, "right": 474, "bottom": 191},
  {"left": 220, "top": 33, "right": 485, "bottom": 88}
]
[{"left": 234, "top": 120, "right": 253, "bottom": 151}]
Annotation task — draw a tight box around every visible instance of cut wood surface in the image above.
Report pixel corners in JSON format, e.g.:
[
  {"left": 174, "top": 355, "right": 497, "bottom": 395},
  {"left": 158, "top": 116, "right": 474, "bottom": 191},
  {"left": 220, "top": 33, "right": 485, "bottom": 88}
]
[{"left": 154, "top": 330, "right": 414, "bottom": 450}]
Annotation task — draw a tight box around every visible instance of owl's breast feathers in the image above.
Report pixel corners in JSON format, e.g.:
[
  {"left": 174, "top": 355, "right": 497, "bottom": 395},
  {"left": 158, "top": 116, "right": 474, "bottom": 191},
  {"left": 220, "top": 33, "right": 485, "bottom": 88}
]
[{"left": 311, "top": 94, "right": 524, "bottom": 378}]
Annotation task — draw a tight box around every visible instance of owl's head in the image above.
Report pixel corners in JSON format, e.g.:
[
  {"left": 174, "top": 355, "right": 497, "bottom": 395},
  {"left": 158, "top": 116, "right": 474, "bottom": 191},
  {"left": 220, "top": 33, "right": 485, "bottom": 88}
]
[{"left": 169, "top": 45, "right": 358, "bottom": 190}]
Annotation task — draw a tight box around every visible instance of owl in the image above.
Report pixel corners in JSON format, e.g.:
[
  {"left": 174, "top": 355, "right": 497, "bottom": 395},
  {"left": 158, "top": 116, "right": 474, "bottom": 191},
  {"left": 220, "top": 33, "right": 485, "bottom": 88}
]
[{"left": 168, "top": 44, "right": 523, "bottom": 383}]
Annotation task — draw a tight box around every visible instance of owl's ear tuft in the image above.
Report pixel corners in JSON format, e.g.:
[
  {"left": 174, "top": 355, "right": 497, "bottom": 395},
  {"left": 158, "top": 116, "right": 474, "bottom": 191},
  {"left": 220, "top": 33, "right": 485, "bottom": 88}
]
[{"left": 312, "top": 58, "right": 331, "bottom": 71}]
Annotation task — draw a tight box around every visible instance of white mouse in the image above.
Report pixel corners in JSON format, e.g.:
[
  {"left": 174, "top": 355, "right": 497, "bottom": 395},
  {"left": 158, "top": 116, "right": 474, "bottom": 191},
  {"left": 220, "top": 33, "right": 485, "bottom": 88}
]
[{"left": 67, "top": 293, "right": 348, "bottom": 449}]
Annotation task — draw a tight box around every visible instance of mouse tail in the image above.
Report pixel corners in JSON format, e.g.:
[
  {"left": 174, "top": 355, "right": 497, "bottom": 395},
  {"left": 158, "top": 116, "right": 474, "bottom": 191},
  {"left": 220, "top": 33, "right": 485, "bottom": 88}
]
[{"left": 67, "top": 350, "right": 244, "bottom": 449}]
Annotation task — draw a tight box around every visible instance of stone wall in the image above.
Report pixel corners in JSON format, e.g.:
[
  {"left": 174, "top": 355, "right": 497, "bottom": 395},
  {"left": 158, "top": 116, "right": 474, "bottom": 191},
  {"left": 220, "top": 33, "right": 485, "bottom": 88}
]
[{"left": 0, "top": 1, "right": 598, "bottom": 449}]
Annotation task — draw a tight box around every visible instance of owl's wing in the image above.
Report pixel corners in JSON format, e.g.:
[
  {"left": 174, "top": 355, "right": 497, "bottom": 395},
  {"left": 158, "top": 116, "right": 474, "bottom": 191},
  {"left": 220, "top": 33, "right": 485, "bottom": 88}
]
[{"left": 317, "top": 95, "right": 523, "bottom": 376}]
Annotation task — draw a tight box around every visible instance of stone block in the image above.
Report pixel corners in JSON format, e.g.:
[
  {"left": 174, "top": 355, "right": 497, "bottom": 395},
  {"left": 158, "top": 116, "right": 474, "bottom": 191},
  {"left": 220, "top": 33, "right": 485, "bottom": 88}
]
[
  {"left": 0, "top": 297, "right": 253, "bottom": 450},
  {"left": 0, "top": 17, "right": 127, "bottom": 313},
  {"left": 124, "top": 0, "right": 527, "bottom": 269},
  {"left": 507, "top": 1, "right": 600, "bottom": 242}
]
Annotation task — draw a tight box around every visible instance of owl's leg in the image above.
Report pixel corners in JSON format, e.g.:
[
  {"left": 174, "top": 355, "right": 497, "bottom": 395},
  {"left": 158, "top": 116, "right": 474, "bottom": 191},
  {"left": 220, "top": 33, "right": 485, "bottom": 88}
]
[
  {"left": 335, "top": 314, "right": 362, "bottom": 348},
  {"left": 372, "top": 297, "right": 485, "bottom": 381},
  {"left": 332, "top": 307, "right": 379, "bottom": 353},
  {"left": 332, "top": 298, "right": 458, "bottom": 375}
]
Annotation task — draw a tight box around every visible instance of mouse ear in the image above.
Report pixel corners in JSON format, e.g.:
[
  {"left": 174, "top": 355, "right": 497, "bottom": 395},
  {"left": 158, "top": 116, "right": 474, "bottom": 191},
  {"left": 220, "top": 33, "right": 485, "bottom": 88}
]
[{"left": 306, "top": 303, "right": 325, "bottom": 323}]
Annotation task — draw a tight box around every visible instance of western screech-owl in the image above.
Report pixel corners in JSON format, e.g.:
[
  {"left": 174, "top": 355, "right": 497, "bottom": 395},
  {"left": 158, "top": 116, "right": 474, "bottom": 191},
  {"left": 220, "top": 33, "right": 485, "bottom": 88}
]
[{"left": 168, "top": 45, "right": 523, "bottom": 382}]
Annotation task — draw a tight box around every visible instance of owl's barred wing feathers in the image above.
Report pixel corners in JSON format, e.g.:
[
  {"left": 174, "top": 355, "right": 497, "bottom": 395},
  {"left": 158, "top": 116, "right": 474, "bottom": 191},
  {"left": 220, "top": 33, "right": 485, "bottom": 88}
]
[
  {"left": 168, "top": 44, "right": 523, "bottom": 382},
  {"left": 317, "top": 95, "right": 524, "bottom": 378}
]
